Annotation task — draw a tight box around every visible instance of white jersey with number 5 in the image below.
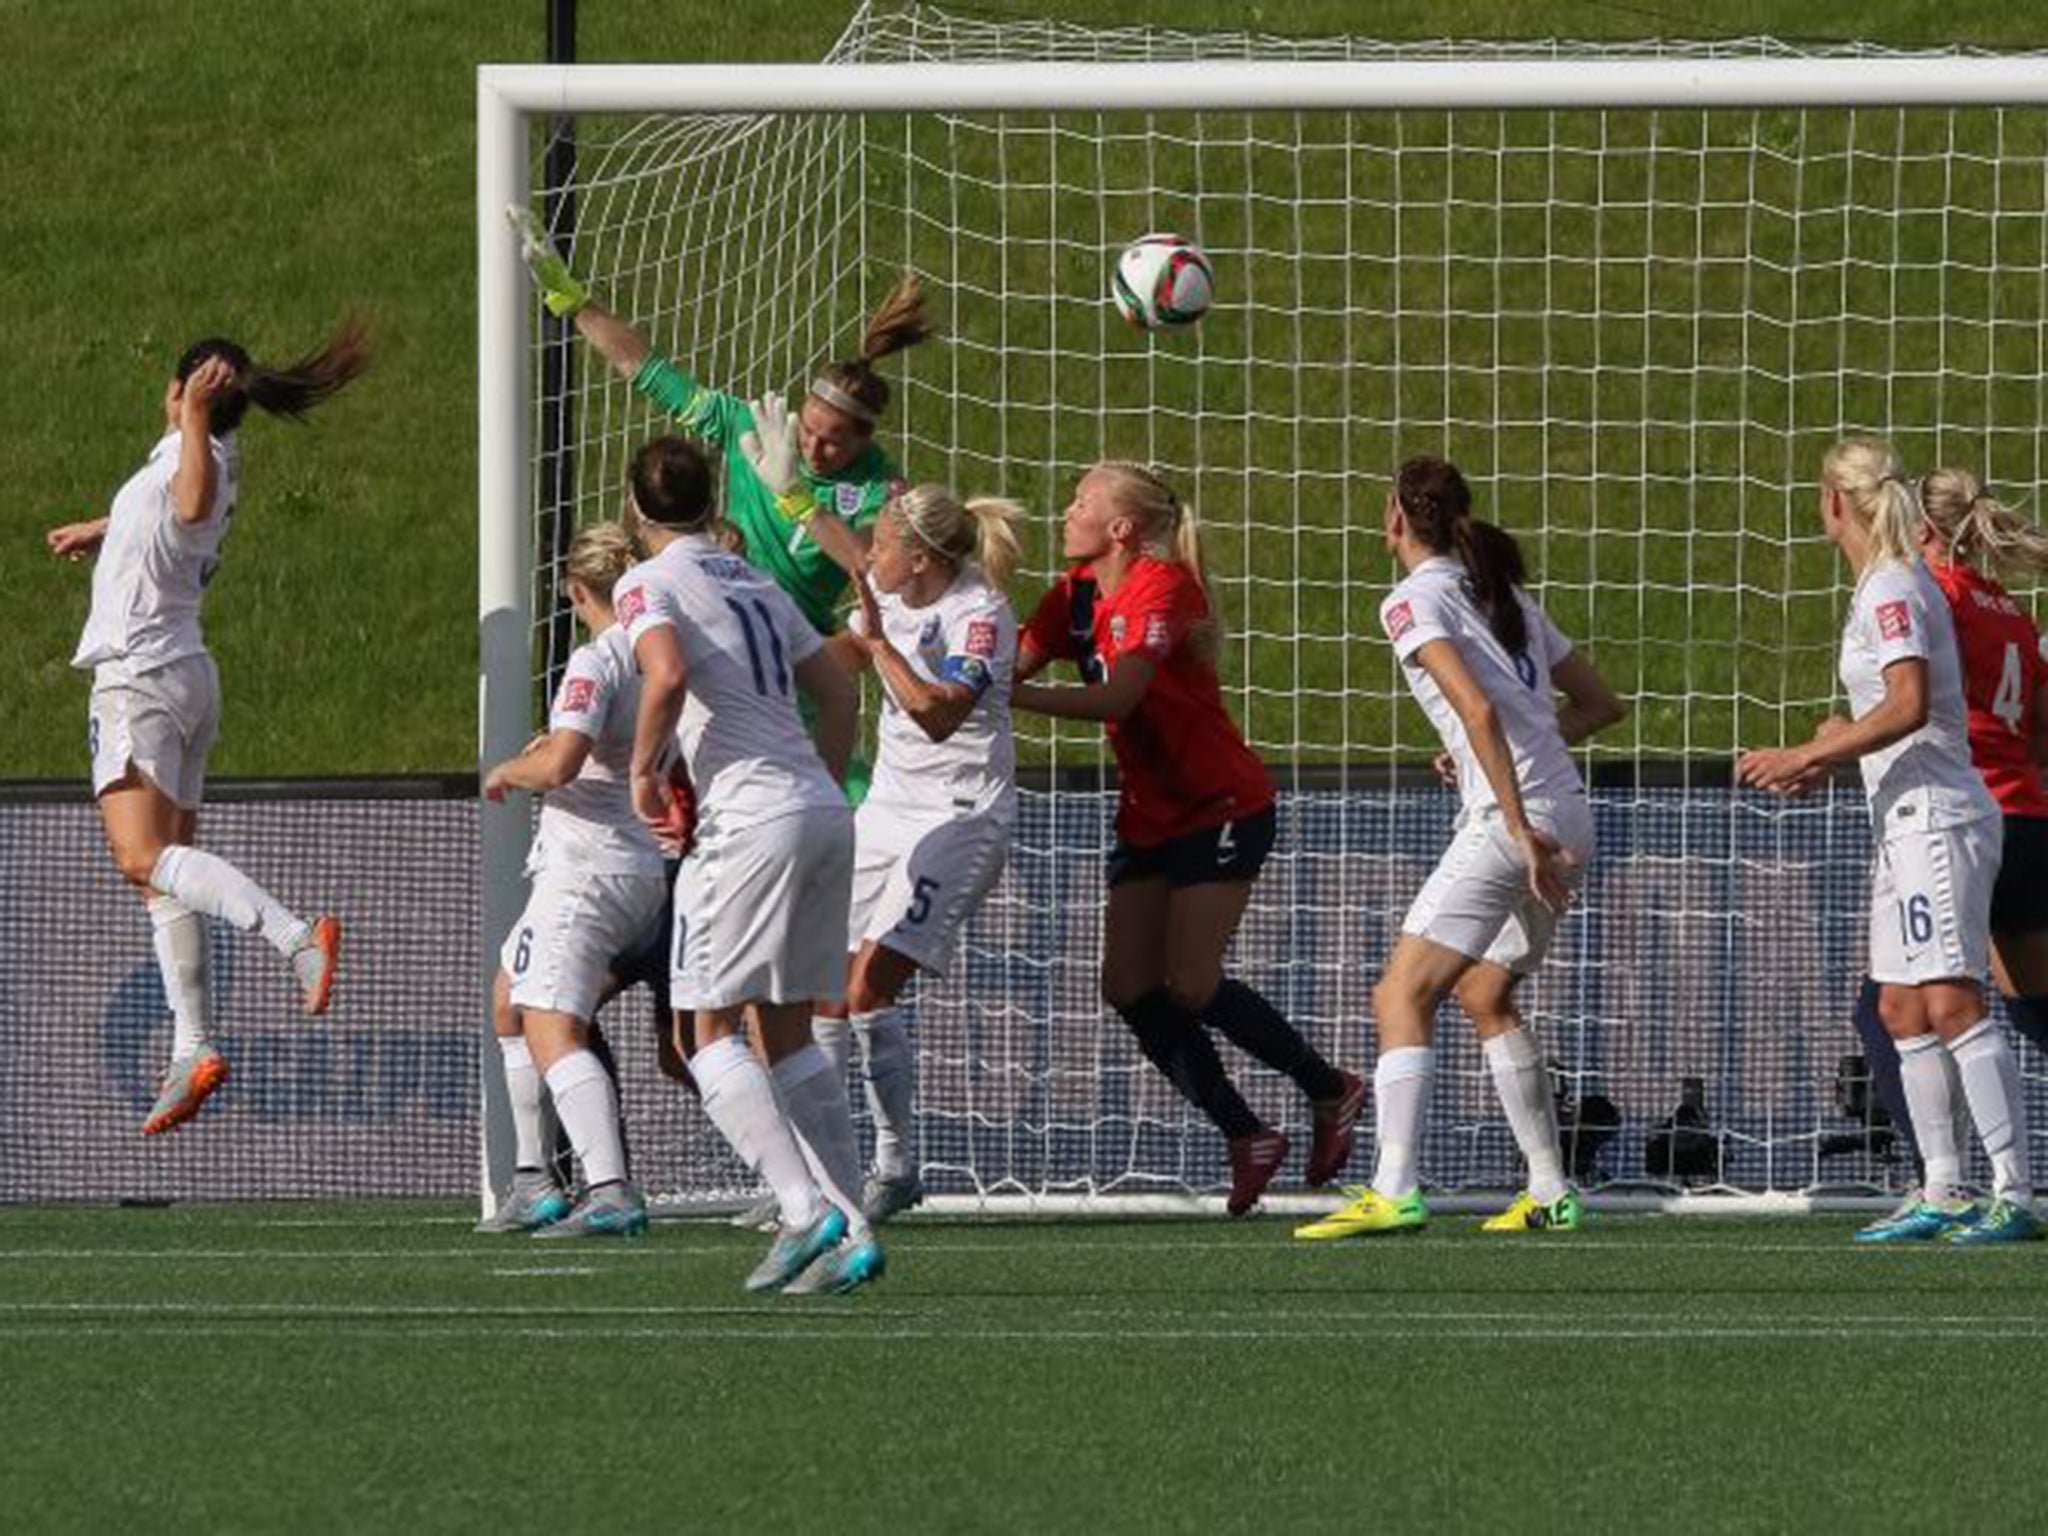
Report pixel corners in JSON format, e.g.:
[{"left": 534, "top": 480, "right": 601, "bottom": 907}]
[
  {"left": 613, "top": 532, "right": 840, "bottom": 829},
  {"left": 532, "top": 624, "right": 664, "bottom": 878},
  {"left": 72, "top": 430, "right": 240, "bottom": 676},
  {"left": 1841, "top": 559, "right": 1998, "bottom": 835},
  {"left": 851, "top": 570, "right": 1018, "bottom": 820},
  {"left": 1379, "top": 555, "right": 1583, "bottom": 812}
]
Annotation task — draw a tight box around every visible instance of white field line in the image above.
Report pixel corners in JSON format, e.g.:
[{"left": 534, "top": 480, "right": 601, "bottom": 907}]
[{"left": 489, "top": 1267, "right": 596, "bottom": 1277}]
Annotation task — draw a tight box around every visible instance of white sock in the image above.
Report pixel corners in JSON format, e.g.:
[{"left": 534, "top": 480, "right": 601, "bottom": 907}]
[
  {"left": 1371, "top": 1045, "right": 1434, "bottom": 1199},
  {"left": 1482, "top": 1029, "right": 1569, "bottom": 1205},
  {"left": 544, "top": 1049, "right": 627, "bottom": 1190},
  {"left": 773, "top": 1044, "right": 870, "bottom": 1241},
  {"left": 812, "top": 1014, "right": 851, "bottom": 1084},
  {"left": 150, "top": 845, "right": 308, "bottom": 956},
  {"left": 148, "top": 893, "right": 213, "bottom": 1059},
  {"left": 1950, "top": 1019, "right": 2033, "bottom": 1205},
  {"left": 692, "top": 1035, "right": 821, "bottom": 1230},
  {"left": 1896, "top": 1033, "right": 1964, "bottom": 1204},
  {"left": 498, "top": 1036, "right": 546, "bottom": 1170},
  {"left": 856, "top": 1009, "right": 917, "bottom": 1181}
]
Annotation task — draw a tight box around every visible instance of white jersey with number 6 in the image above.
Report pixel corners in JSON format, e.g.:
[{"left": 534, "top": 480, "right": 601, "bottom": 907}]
[
  {"left": 613, "top": 532, "right": 841, "bottom": 830},
  {"left": 1379, "top": 555, "right": 1584, "bottom": 813},
  {"left": 531, "top": 624, "right": 664, "bottom": 878},
  {"left": 1841, "top": 559, "right": 1999, "bottom": 836},
  {"left": 72, "top": 430, "right": 240, "bottom": 676}
]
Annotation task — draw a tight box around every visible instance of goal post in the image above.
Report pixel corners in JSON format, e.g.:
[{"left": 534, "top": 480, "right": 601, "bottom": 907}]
[{"left": 477, "top": 31, "right": 2048, "bottom": 1213}]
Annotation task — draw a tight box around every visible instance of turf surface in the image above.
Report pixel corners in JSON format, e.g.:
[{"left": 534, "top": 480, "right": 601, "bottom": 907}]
[{"left": 2, "top": 1202, "right": 2042, "bottom": 1532}]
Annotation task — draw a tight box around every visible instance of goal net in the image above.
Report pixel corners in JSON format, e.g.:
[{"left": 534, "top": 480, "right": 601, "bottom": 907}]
[{"left": 479, "top": 2, "right": 2048, "bottom": 1211}]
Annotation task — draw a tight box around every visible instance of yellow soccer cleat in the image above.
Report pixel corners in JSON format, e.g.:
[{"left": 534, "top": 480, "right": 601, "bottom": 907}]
[
  {"left": 1481, "top": 1189, "right": 1583, "bottom": 1233},
  {"left": 1293, "top": 1186, "right": 1428, "bottom": 1240}
]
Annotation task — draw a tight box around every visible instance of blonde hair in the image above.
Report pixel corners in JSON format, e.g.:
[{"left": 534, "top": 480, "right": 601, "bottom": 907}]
[
  {"left": 889, "top": 482, "right": 1024, "bottom": 591},
  {"left": 1094, "top": 460, "right": 1223, "bottom": 657},
  {"left": 1821, "top": 436, "right": 1923, "bottom": 566},
  {"left": 565, "top": 522, "right": 639, "bottom": 604},
  {"left": 1918, "top": 467, "right": 2048, "bottom": 580}
]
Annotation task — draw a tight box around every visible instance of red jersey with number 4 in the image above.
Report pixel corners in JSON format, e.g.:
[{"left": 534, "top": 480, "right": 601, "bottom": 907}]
[
  {"left": 1929, "top": 560, "right": 2048, "bottom": 816},
  {"left": 1023, "top": 558, "right": 1273, "bottom": 846}
]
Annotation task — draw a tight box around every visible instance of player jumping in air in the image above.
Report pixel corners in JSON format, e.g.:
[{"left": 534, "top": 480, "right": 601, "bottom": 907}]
[
  {"left": 817, "top": 484, "right": 1025, "bottom": 1222},
  {"left": 1014, "top": 462, "right": 1364, "bottom": 1217},
  {"left": 478, "top": 524, "right": 669, "bottom": 1237},
  {"left": 46, "top": 320, "right": 369, "bottom": 1135},
  {"left": 1739, "top": 438, "right": 2040, "bottom": 1245},
  {"left": 1296, "top": 457, "right": 1625, "bottom": 1240},
  {"left": 1846, "top": 467, "right": 2048, "bottom": 1200},
  {"left": 615, "top": 436, "right": 884, "bottom": 1293}
]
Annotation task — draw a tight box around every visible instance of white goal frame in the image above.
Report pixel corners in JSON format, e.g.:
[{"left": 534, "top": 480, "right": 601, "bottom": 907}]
[{"left": 476, "top": 57, "right": 2048, "bottom": 1215}]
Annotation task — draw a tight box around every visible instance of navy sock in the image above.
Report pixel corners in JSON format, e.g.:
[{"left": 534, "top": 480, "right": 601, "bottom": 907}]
[
  {"left": 1116, "top": 986, "right": 1263, "bottom": 1139},
  {"left": 1850, "top": 977, "right": 1916, "bottom": 1162},
  {"left": 1202, "top": 978, "right": 1346, "bottom": 1101},
  {"left": 2003, "top": 994, "right": 2048, "bottom": 1056}
]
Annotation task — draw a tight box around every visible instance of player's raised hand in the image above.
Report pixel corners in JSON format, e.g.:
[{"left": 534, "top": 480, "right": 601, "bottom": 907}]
[
  {"left": 1513, "top": 823, "right": 1574, "bottom": 913},
  {"left": 852, "top": 570, "right": 886, "bottom": 648},
  {"left": 47, "top": 518, "right": 108, "bottom": 561},
  {"left": 740, "top": 392, "right": 806, "bottom": 505},
  {"left": 506, "top": 204, "right": 591, "bottom": 319},
  {"left": 179, "top": 355, "right": 238, "bottom": 423}
]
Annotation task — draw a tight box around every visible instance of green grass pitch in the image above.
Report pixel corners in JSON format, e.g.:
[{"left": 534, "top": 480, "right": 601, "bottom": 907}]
[{"left": 2, "top": 1203, "right": 2044, "bottom": 1531}]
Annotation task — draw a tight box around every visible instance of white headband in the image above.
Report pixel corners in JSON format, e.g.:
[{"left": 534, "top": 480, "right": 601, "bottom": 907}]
[{"left": 808, "top": 377, "right": 878, "bottom": 427}]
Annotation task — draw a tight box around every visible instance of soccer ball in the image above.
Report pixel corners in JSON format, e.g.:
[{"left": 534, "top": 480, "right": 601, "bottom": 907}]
[{"left": 1112, "top": 233, "right": 1213, "bottom": 331}]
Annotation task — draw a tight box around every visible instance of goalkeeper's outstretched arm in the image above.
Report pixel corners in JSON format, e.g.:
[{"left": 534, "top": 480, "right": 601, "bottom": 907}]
[{"left": 508, "top": 205, "right": 647, "bottom": 378}]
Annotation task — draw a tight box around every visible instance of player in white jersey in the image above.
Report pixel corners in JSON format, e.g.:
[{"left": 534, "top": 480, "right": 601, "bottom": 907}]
[
  {"left": 613, "top": 436, "right": 883, "bottom": 1294},
  {"left": 44, "top": 321, "right": 369, "bottom": 1136},
  {"left": 807, "top": 484, "right": 1024, "bottom": 1223},
  {"left": 478, "top": 525, "right": 668, "bottom": 1237},
  {"left": 1739, "top": 437, "right": 2040, "bottom": 1244},
  {"left": 1297, "top": 456, "right": 1625, "bottom": 1242}
]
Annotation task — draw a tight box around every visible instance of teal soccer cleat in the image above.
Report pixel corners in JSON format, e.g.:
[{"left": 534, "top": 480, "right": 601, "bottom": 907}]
[
  {"left": 533, "top": 1181, "right": 648, "bottom": 1239},
  {"left": 1946, "top": 1199, "right": 2046, "bottom": 1246},
  {"left": 783, "top": 1237, "right": 888, "bottom": 1296},
  {"left": 1852, "top": 1200, "right": 1979, "bottom": 1243},
  {"left": 744, "top": 1207, "right": 848, "bottom": 1292},
  {"left": 475, "top": 1170, "right": 571, "bottom": 1233}
]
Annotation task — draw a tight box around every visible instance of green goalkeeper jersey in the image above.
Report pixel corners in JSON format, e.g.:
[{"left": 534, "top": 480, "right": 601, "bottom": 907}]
[{"left": 634, "top": 356, "right": 898, "bottom": 634}]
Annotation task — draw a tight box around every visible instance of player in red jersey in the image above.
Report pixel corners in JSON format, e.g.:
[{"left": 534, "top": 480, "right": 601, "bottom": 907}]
[
  {"left": 1849, "top": 466, "right": 2048, "bottom": 1181},
  {"left": 1013, "top": 461, "right": 1363, "bottom": 1215}
]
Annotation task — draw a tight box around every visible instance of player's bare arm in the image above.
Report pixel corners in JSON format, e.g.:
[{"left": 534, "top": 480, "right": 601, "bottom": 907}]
[
  {"left": 47, "top": 516, "right": 111, "bottom": 561},
  {"left": 795, "top": 647, "right": 857, "bottom": 784},
  {"left": 1551, "top": 650, "right": 1628, "bottom": 746},
  {"left": 1738, "top": 657, "right": 1929, "bottom": 795},
  {"left": 1012, "top": 651, "right": 1156, "bottom": 723},
  {"left": 628, "top": 624, "right": 689, "bottom": 831},
  {"left": 169, "top": 356, "right": 235, "bottom": 525},
  {"left": 483, "top": 728, "right": 595, "bottom": 801}
]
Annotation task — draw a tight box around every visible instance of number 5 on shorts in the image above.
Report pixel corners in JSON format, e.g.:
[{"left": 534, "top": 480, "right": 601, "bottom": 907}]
[
  {"left": 1896, "top": 894, "right": 1933, "bottom": 947},
  {"left": 907, "top": 876, "right": 940, "bottom": 925}
]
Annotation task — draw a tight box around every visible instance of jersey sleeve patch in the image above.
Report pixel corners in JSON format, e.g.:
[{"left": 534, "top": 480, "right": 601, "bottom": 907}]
[
  {"left": 1384, "top": 600, "right": 1415, "bottom": 641},
  {"left": 615, "top": 585, "right": 649, "bottom": 629},
  {"left": 964, "top": 616, "right": 999, "bottom": 658},
  {"left": 559, "top": 676, "right": 597, "bottom": 714},
  {"left": 1876, "top": 600, "right": 1912, "bottom": 641}
]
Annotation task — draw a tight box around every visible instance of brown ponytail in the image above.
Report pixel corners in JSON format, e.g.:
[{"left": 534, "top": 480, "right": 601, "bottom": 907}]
[
  {"left": 177, "top": 313, "right": 372, "bottom": 436},
  {"left": 810, "top": 271, "right": 936, "bottom": 427},
  {"left": 1397, "top": 455, "right": 1529, "bottom": 657}
]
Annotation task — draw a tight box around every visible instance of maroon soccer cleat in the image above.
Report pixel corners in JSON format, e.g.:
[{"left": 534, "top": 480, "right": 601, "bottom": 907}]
[
  {"left": 1305, "top": 1070, "right": 1367, "bottom": 1186},
  {"left": 1226, "top": 1129, "right": 1290, "bottom": 1217}
]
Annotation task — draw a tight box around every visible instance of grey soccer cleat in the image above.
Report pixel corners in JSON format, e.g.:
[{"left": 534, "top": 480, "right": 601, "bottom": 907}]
[
  {"left": 783, "top": 1236, "right": 887, "bottom": 1297},
  {"left": 743, "top": 1206, "right": 847, "bottom": 1293},
  {"left": 534, "top": 1180, "right": 649, "bottom": 1239},
  {"left": 729, "top": 1190, "right": 781, "bottom": 1233},
  {"left": 475, "top": 1169, "right": 571, "bottom": 1233},
  {"left": 861, "top": 1173, "right": 926, "bottom": 1225}
]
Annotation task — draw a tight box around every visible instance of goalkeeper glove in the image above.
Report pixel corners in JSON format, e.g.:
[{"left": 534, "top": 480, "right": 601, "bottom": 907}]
[
  {"left": 506, "top": 204, "right": 591, "bottom": 319},
  {"left": 740, "top": 391, "right": 815, "bottom": 522}
]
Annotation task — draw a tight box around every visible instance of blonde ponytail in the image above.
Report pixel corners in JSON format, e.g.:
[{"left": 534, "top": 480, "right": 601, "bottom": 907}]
[
  {"left": 1919, "top": 467, "right": 2048, "bottom": 580},
  {"left": 1821, "top": 436, "right": 1923, "bottom": 566},
  {"left": 889, "top": 482, "right": 1023, "bottom": 588},
  {"left": 565, "top": 521, "right": 639, "bottom": 603},
  {"left": 966, "top": 496, "right": 1023, "bottom": 591}
]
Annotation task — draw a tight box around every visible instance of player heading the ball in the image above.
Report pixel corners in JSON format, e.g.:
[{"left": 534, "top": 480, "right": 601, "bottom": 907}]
[
  {"left": 1739, "top": 440, "right": 2041, "bottom": 1246},
  {"left": 1297, "top": 457, "right": 1625, "bottom": 1242},
  {"left": 47, "top": 318, "right": 369, "bottom": 1136},
  {"left": 1015, "top": 462, "right": 1364, "bottom": 1217}
]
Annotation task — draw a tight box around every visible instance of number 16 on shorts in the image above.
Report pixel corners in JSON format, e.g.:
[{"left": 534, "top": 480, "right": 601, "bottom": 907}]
[{"left": 1867, "top": 822, "right": 1997, "bottom": 985}]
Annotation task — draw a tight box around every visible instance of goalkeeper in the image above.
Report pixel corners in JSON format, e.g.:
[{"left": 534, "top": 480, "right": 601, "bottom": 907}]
[{"left": 511, "top": 208, "right": 927, "bottom": 664}]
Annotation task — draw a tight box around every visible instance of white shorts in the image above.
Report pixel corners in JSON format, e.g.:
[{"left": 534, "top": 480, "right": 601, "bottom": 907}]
[
  {"left": 847, "top": 802, "right": 1011, "bottom": 976},
  {"left": 1401, "top": 797, "right": 1595, "bottom": 977},
  {"left": 1868, "top": 818, "right": 2001, "bottom": 986},
  {"left": 671, "top": 805, "right": 854, "bottom": 1010},
  {"left": 502, "top": 863, "right": 667, "bottom": 1018},
  {"left": 89, "top": 655, "right": 220, "bottom": 810}
]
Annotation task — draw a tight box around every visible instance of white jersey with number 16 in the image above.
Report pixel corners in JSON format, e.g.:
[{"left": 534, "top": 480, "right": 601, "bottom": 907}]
[{"left": 613, "top": 532, "right": 841, "bottom": 830}]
